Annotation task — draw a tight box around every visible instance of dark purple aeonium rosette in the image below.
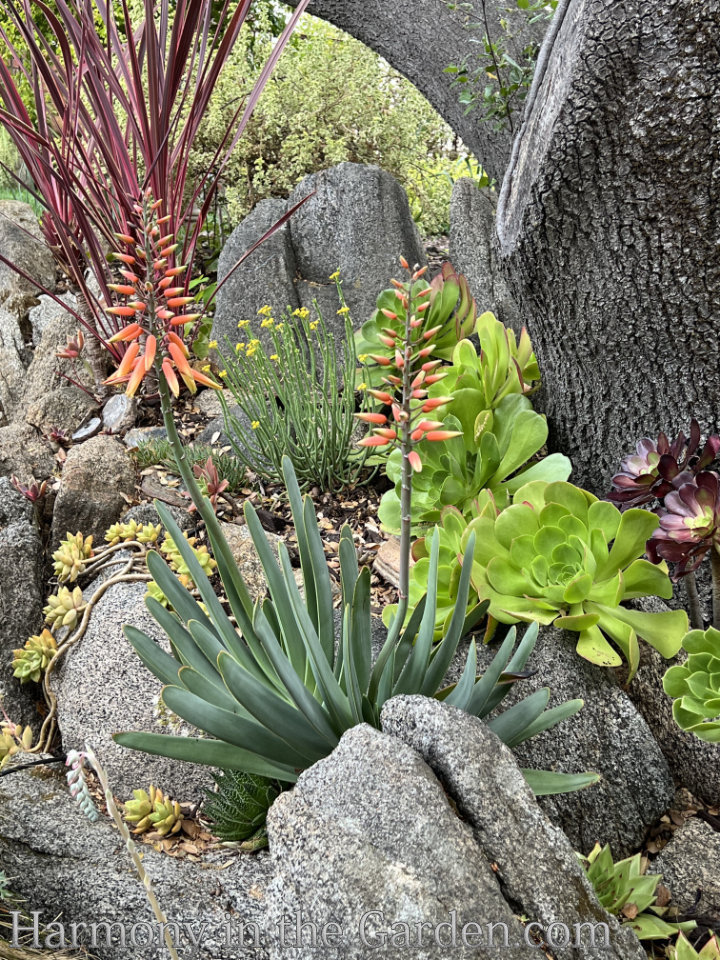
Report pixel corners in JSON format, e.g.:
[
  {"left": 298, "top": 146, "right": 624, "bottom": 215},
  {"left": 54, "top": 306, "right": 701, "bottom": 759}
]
[
  {"left": 647, "top": 471, "right": 720, "bottom": 578},
  {"left": 608, "top": 420, "right": 720, "bottom": 509}
]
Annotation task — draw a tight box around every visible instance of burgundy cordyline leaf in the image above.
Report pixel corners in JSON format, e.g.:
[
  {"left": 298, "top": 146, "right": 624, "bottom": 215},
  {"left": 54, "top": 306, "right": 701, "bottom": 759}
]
[
  {"left": 608, "top": 419, "right": 720, "bottom": 509},
  {"left": 0, "top": 0, "right": 311, "bottom": 348}
]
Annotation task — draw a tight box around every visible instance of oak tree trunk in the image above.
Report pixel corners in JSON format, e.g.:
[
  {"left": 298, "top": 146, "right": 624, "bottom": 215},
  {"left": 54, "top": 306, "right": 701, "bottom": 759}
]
[{"left": 497, "top": 0, "right": 720, "bottom": 493}]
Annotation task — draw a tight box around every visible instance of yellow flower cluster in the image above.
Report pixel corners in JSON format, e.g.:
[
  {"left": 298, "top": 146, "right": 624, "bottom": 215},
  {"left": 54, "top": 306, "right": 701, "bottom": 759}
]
[
  {"left": 309, "top": 320, "right": 319, "bottom": 331},
  {"left": 251, "top": 420, "right": 260, "bottom": 430},
  {"left": 337, "top": 306, "right": 350, "bottom": 316},
  {"left": 246, "top": 338, "right": 260, "bottom": 358},
  {"left": 292, "top": 307, "right": 310, "bottom": 320},
  {"left": 257, "top": 305, "right": 272, "bottom": 317},
  {"left": 208, "top": 339, "right": 218, "bottom": 349},
  {"left": 237, "top": 319, "right": 250, "bottom": 329},
  {"left": 329, "top": 269, "right": 340, "bottom": 281}
]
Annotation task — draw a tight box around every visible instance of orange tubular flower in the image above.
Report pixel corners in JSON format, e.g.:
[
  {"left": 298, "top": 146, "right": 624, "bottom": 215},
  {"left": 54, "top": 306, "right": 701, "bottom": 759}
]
[
  {"left": 168, "top": 340, "right": 192, "bottom": 376},
  {"left": 355, "top": 412, "right": 388, "bottom": 424},
  {"left": 126, "top": 357, "right": 147, "bottom": 397},
  {"left": 106, "top": 305, "right": 138, "bottom": 317},
  {"left": 374, "top": 428, "right": 398, "bottom": 440},
  {"left": 421, "top": 397, "right": 452, "bottom": 412},
  {"left": 108, "top": 322, "right": 143, "bottom": 344},
  {"left": 105, "top": 341, "right": 140, "bottom": 382},
  {"left": 358, "top": 435, "right": 390, "bottom": 448},
  {"left": 162, "top": 359, "right": 180, "bottom": 397},
  {"left": 368, "top": 389, "right": 393, "bottom": 404},
  {"left": 424, "top": 430, "right": 463, "bottom": 442},
  {"left": 144, "top": 335, "right": 157, "bottom": 371},
  {"left": 190, "top": 368, "right": 221, "bottom": 390},
  {"left": 408, "top": 451, "right": 422, "bottom": 472}
]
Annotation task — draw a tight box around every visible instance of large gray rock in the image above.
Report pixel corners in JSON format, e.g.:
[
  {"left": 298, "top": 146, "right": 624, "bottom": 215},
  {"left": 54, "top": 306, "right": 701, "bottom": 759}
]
[
  {"left": 23, "top": 298, "right": 95, "bottom": 411},
  {"left": 649, "top": 818, "right": 720, "bottom": 926},
  {"left": 28, "top": 289, "right": 78, "bottom": 347},
  {"left": 0, "top": 763, "right": 271, "bottom": 960},
  {"left": 449, "top": 178, "right": 519, "bottom": 331},
  {"left": 381, "top": 696, "right": 644, "bottom": 960},
  {"left": 0, "top": 421, "right": 55, "bottom": 480},
  {"left": 288, "top": 163, "right": 425, "bottom": 327},
  {"left": 51, "top": 435, "right": 136, "bottom": 547},
  {"left": 0, "top": 478, "right": 44, "bottom": 726},
  {"left": 267, "top": 723, "right": 538, "bottom": 960},
  {"left": 55, "top": 562, "right": 212, "bottom": 801},
  {"left": 0, "top": 307, "right": 30, "bottom": 424},
  {"left": 102, "top": 393, "right": 138, "bottom": 435},
  {"left": 476, "top": 625, "right": 674, "bottom": 856},
  {"left": 213, "top": 198, "right": 299, "bottom": 347},
  {"left": 25, "top": 386, "right": 98, "bottom": 437},
  {"left": 0, "top": 200, "right": 54, "bottom": 317},
  {"left": 213, "top": 164, "right": 426, "bottom": 352}
]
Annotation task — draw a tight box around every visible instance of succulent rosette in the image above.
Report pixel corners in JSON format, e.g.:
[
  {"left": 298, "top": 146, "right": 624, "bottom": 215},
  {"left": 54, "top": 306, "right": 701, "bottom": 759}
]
[
  {"left": 663, "top": 626, "right": 720, "bottom": 742},
  {"left": 354, "top": 262, "right": 477, "bottom": 388},
  {"left": 647, "top": 472, "right": 720, "bottom": 576},
  {"left": 608, "top": 420, "right": 720, "bottom": 509},
  {"left": 466, "top": 481, "right": 687, "bottom": 677},
  {"left": 378, "top": 393, "right": 571, "bottom": 534}
]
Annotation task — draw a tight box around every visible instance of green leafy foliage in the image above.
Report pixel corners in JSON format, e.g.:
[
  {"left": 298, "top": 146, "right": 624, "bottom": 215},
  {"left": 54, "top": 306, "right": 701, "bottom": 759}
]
[
  {"left": 190, "top": 12, "right": 466, "bottom": 235},
  {"left": 668, "top": 933, "right": 720, "bottom": 959},
  {"left": 580, "top": 843, "right": 695, "bottom": 941},
  {"left": 204, "top": 770, "right": 283, "bottom": 845},
  {"left": 663, "top": 627, "right": 720, "bottom": 742},
  {"left": 466, "top": 480, "right": 688, "bottom": 677},
  {"left": 443, "top": 0, "right": 557, "bottom": 131},
  {"left": 376, "top": 310, "right": 568, "bottom": 534},
  {"left": 356, "top": 263, "right": 478, "bottom": 382},
  {"left": 115, "top": 457, "right": 596, "bottom": 797},
  {"left": 219, "top": 296, "right": 368, "bottom": 492}
]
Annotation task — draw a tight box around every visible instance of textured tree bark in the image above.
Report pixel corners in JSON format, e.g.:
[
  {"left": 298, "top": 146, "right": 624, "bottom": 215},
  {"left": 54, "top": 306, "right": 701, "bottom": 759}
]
[
  {"left": 497, "top": 0, "right": 720, "bottom": 494},
  {"left": 283, "top": 0, "right": 548, "bottom": 180}
]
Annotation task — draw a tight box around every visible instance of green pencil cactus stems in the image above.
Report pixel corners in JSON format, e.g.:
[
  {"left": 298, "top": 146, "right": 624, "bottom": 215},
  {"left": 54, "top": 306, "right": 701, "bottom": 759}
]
[
  {"left": 12, "top": 630, "right": 57, "bottom": 684},
  {"left": 52, "top": 532, "right": 94, "bottom": 583},
  {"left": 663, "top": 626, "right": 720, "bottom": 742},
  {"left": 44, "top": 586, "right": 87, "bottom": 631},
  {"left": 466, "top": 480, "right": 687, "bottom": 677}
]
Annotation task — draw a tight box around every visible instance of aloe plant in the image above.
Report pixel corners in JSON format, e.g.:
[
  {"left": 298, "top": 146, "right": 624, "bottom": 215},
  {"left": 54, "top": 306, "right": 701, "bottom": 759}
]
[
  {"left": 463, "top": 480, "right": 687, "bottom": 677},
  {"left": 663, "top": 626, "right": 720, "bottom": 742},
  {"left": 114, "top": 457, "right": 596, "bottom": 797}
]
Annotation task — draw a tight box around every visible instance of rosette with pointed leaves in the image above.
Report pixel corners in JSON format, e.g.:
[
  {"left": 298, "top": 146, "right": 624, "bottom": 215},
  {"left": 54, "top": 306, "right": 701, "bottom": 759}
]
[
  {"left": 355, "top": 262, "right": 477, "bottom": 384},
  {"left": 668, "top": 934, "right": 720, "bottom": 959},
  {"left": 204, "top": 771, "right": 283, "bottom": 845},
  {"left": 115, "top": 457, "right": 597, "bottom": 798},
  {"left": 663, "top": 626, "right": 720, "bottom": 742},
  {"left": 105, "top": 520, "right": 162, "bottom": 547},
  {"left": 124, "top": 785, "right": 183, "bottom": 837},
  {"left": 12, "top": 630, "right": 57, "bottom": 684},
  {"left": 378, "top": 393, "right": 571, "bottom": 534},
  {"left": 580, "top": 843, "right": 695, "bottom": 941},
  {"left": 44, "top": 586, "right": 87, "bottom": 631},
  {"left": 647, "top": 472, "right": 720, "bottom": 577},
  {"left": 52, "top": 533, "right": 94, "bottom": 583},
  {"left": 608, "top": 420, "right": 720, "bottom": 509},
  {"left": 0, "top": 722, "right": 33, "bottom": 770},
  {"left": 466, "top": 480, "right": 688, "bottom": 677}
]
